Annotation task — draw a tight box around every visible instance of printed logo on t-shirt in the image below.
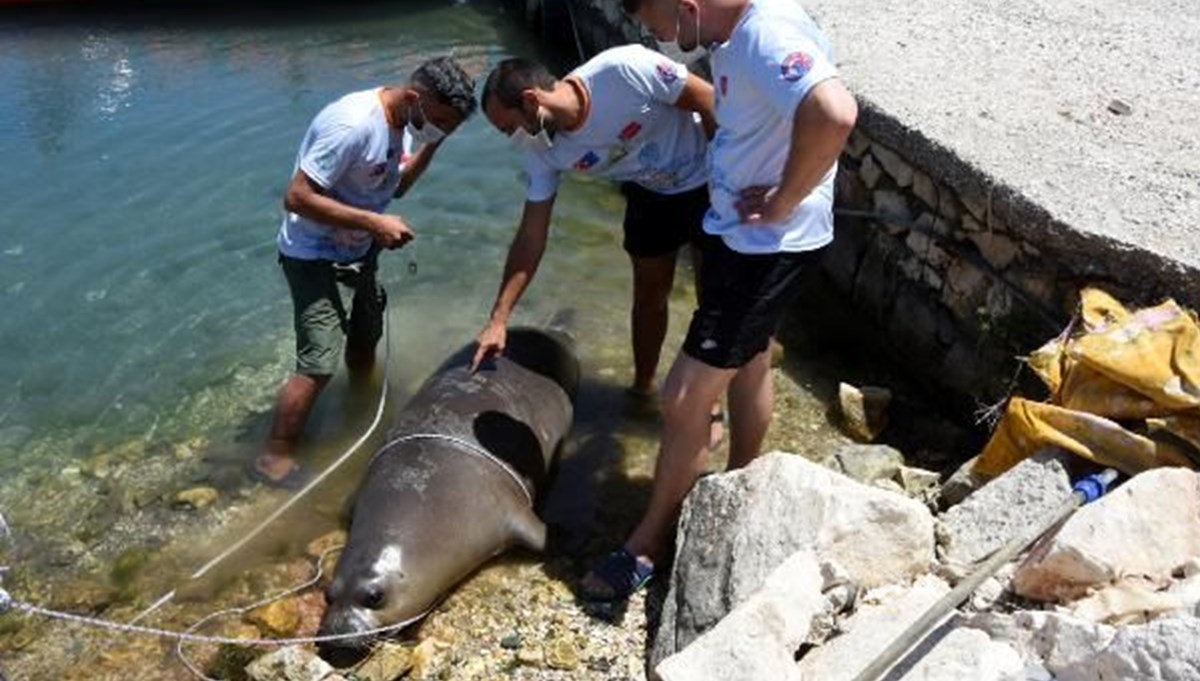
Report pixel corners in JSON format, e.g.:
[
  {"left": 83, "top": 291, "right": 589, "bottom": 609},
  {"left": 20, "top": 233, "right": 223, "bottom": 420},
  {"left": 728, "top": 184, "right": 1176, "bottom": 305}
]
[
  {"left": 780, "top": 52, "right": 814, "bottom": 82},
  {"left": 619, "top": 121, "right": 643, "bottom": 141},
  {"left": 370, "top": 162, "right": 388, "bottom": 177},
  {"left": 719, "top": 75, "right": 728, "bottom": 96},
  {"left": 656, "top": 62, "right": 680, "bottom": 85},
  {"left": 574, "top": 151, "right": 601, "bottom": 170}
]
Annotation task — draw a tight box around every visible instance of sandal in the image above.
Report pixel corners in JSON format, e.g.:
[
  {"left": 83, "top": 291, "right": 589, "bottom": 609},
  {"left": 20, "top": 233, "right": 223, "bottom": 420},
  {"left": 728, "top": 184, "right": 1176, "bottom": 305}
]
[
  {"left": 580, "top": 548, "right": 654, "bottom": 602},
  {"left": 244, "top": 459, "right": 307, "bottom": 491}
]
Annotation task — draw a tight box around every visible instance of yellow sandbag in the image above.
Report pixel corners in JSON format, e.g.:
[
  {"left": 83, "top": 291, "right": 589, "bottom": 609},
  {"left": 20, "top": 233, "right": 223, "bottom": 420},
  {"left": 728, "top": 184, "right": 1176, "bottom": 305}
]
[
  {"left": 976, "top": 288, "right": 1200, "bottom": 478},
  {"left": 1068, "top": 291, "right": 1200, "bottom": 412},
  {"left": 974, "top": 398, "right": 1192, "bottom": 478}
]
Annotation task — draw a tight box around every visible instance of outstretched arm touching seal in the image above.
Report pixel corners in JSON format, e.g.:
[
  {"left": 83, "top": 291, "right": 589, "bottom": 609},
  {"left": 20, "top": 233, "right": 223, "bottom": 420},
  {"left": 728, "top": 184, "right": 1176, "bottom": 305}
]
[{"left": 471, "top": 196, "right": 556, "bottom": 370}]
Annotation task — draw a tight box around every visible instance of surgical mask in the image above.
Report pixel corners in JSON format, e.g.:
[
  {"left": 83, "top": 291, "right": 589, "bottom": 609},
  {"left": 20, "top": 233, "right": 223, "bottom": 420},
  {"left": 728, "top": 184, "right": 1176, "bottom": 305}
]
[
  {"left": 405, "top": 99, "right": 446, "bottom": 146},
  {"left": 509, "top": 111, "right": 553, "bottom": 153}
]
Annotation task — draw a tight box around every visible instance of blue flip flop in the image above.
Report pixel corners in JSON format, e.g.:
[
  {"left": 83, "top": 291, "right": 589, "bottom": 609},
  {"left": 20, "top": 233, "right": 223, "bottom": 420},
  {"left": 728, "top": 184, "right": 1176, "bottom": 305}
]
[
  {"left": 581, "top": 548, "right": 654, "bottom": 602},
  {"left": 244, "top": 459, "right": 307, "bottom": 491}
]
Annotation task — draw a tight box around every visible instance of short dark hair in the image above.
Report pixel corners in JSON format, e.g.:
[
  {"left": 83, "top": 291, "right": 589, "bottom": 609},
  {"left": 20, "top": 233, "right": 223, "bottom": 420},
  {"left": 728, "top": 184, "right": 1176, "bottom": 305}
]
[
  {"left": 621, "top": 0, "right": 646, "bottom": 12},
  {"left": 411, "top": 56, "right": 477, "bottom": 119},
  {"left": 481, "top": 58, "right": 557, "bottom": 111}
]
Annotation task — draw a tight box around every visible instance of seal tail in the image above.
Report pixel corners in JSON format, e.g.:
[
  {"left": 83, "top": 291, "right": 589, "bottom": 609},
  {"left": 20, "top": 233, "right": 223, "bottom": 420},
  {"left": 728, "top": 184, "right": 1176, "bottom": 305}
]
[{"left": 509, "top": 504, "right": 548, "bottom": 553}]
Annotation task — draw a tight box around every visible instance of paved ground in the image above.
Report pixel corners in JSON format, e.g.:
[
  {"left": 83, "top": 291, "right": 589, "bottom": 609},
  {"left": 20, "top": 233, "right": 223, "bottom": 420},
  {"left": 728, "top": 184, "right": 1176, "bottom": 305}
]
[{"left": 806, "top": 0, "right": 1200, "bottom": 272}]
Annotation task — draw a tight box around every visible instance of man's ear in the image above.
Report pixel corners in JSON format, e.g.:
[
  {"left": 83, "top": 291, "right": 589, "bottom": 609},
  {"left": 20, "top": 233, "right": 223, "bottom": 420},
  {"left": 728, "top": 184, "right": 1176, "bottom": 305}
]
[{"left": 520, "top": 88, "right": 541, "bottom": 113}]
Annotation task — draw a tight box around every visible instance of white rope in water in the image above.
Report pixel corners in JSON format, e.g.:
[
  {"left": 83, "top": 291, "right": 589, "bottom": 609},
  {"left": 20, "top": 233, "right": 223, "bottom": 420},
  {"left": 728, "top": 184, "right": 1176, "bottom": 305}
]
[
  {"left": 130, "top": 299, "right": 396, "bottom": 626},
  {"left": 0, "top": 546, "right": 431, "bottom": 672},
  {"left": 172, "top": 544, "right": 429, "bottom": 681},
  {"left": 372, "top": 432, "right": 533, "bottom": 508}
]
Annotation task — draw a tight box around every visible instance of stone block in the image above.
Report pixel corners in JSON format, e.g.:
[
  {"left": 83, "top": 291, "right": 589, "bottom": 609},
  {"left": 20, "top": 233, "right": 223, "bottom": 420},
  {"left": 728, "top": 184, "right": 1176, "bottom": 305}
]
[
  {"left": 969, "top": 231, "right": 1021, "bottom": 270},
  {"left": 913, "top": 170, "right": 939, "bottom": 209},
  {"left": 1014, "top": 468, "right": 1200, "bottom": 603},
  {"left": 861, "top": 152, "right": 883, "bottom": 189},
  {"left": 938, "top": 190, "right": 963, "bottom": 224},
  {"left": 837, "top": 384, "right": 892, "bottom": 443},
  {"left": 935, "top": 452, "right": 1073, "bottom": 570},
  {"left": 1072, "top": 616, "right": 1200, "bottom": 681},
  {"left": 846, "top": 128, "right": 871, "bottom": 159},
  {"left": 871, "top": 142, "right": 914, "bottom": 187},
  {"left": 872, "top": 189, "right": 911, "bottom": 229}
]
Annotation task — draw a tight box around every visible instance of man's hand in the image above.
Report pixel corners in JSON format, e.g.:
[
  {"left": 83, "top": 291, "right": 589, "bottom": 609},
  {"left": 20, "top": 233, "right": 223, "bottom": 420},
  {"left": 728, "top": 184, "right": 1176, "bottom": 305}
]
[
  {"left": 471, "top": 320, "right": 507, "bottom": 371},
  {"left": 371, "top": 214, "right": 415, "bottom": 249},
  {"left": 735, "top": 185, "right": 794, "bottom": 225}
]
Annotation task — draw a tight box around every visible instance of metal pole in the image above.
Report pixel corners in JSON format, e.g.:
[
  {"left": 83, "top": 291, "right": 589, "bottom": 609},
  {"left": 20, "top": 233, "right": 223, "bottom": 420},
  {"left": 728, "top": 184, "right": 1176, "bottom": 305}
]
[{"left": 850, "top": 468, "right": 1118, "bottom": 681}]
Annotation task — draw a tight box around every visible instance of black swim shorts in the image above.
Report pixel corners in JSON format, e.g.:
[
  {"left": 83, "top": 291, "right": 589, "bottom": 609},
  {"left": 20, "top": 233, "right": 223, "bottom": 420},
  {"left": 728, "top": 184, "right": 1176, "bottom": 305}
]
[
  {"left": 621, "top": 182, "right": 709, "bottom": 258},
  {"left": 682, "top": 233, "right": 827, "bottom": 369}
]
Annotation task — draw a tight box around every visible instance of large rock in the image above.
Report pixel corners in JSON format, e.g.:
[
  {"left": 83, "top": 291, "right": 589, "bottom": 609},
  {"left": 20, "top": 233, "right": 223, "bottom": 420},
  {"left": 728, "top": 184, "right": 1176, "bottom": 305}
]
[
  {"left": 961, "top": 611, "right": 1116, "bottom": 676},
  {"left": 797, "top": 575, "right": 949, "bottom": 680},
  {"left": 1014, "top": 468, "right": 1200, "bottom": 602},
  {"left": 891, "top": 627, "right": 1024, "bottom": 681},
  {"left": 936, "top": 451, "right": 1073, "bottom": 570},
  {"left": 651, "top": 453, "right": 934, "bottom": 667},
  {"left": 1070, "top": 617, "right": 1200, "bottom": 681},
  {"left": 967, "top": 610, "right": 1200, "bottom": 681},
  {"left": 654, "top": 550, "right": 826, "bottom": 681}
]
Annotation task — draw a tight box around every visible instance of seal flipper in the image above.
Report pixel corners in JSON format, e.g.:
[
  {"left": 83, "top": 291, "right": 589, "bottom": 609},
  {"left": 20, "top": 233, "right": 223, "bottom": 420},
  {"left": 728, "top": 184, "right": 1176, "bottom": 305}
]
[{"left": 509, "top": 504, "right": 547, "bottom": 552}]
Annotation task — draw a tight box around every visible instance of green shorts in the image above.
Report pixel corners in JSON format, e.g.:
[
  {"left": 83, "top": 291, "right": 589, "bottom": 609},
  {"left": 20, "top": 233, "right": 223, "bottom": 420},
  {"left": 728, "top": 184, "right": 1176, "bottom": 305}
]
[{"left": 280, "top": 253, "right": 386, "bottom": 376}]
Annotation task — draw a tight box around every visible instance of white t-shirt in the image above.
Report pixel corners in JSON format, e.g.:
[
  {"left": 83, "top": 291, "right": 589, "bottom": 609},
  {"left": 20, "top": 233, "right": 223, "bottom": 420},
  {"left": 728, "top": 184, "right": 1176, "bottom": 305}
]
[
  {"left": 706, "top": 0, "right": 839, "bottom": 254},
  {"left": 277, "top": 88, "right": 414, "bottom": 262},
  {"left": 522, "top": 44, "right": 709, "bottom": 202}
]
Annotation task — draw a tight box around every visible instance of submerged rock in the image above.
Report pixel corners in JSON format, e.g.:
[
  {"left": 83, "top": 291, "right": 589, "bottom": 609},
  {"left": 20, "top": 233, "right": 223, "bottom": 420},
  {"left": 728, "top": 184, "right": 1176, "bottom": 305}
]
[
  {"left": 246, "top": 645, "right": 333, "bottom": 681},
  {"left": 171, "top": 486, "right": 219, "bottom": 510}
]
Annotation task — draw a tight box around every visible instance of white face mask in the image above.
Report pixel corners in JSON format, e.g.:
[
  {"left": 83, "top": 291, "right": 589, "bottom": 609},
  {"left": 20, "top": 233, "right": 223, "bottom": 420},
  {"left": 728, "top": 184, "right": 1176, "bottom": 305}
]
[
  {"left": 406, "top": 99, "right": 446, "bottom": 147},
  {"left": 508, "top": 111, "right": 553, "bottom": 153}
]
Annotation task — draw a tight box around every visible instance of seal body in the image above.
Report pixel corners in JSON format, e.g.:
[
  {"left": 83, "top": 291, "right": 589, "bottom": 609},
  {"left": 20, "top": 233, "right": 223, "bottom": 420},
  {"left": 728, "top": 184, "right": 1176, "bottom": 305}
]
[{"left": 318, "top": 327, "right": 578, "bottom": 647}]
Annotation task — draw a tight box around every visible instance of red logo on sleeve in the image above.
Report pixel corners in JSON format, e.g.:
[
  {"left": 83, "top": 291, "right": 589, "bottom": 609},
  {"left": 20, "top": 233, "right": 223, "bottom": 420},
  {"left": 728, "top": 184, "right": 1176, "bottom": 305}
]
[
  {"left": 656, "top": 62, "right": 680, "bottom": 85},
  {"left": 780, "top": 51, "right": 814, "bottom": 82},
  {"left": 619, "top": 121, "right": 642, "bottom": 140}
]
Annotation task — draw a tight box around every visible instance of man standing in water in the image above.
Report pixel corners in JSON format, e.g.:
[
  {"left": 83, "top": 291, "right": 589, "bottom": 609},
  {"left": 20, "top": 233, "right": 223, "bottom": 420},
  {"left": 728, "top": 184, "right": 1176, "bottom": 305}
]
[
  {"left": 250, "top": 57, "right": 477, "bottom": 488},
  {"left": 469, "top": 47, "right": 721, "bottom": 441},
  {"left": 579, "top": 0, "right": 858, "bottom": 599}
]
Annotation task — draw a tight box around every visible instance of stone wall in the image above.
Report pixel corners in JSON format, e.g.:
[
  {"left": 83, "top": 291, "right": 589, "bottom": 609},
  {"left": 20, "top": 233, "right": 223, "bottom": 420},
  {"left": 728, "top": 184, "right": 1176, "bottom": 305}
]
[{"left": 827, "top": 98, "right": 1200, "bottom": 403}]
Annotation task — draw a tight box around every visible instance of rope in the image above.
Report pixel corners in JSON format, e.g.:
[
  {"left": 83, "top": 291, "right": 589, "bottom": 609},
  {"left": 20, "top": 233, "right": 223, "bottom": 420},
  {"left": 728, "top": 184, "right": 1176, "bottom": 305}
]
[
  {"left": 172, "top": 544, "right": 429, "bottom": 681},
  {"left": 130, "top": 293, "right": 396, "bottom": 626},
  {"left": 372, "top": 433, "right": 533, "bottom": 508}
]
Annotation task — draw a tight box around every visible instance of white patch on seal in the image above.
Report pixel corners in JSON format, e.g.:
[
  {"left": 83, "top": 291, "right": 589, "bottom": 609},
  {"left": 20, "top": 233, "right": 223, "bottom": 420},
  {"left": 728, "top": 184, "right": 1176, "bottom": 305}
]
[{"left": 372, "top": 545, "right": 403, "bottom": 577}]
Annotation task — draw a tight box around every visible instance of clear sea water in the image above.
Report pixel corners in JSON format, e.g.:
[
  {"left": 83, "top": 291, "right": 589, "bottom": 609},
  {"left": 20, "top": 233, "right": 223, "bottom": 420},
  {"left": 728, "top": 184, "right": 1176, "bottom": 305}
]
[{"left": 0, "top": 0, "right": 642, "bottom": 470}]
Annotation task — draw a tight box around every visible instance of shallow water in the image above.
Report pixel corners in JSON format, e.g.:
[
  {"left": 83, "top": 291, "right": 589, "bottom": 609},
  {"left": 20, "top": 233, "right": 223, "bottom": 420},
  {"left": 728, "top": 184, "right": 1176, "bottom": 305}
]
[{"left": 0, "top": 2, "right": 957, "bottom": 678}]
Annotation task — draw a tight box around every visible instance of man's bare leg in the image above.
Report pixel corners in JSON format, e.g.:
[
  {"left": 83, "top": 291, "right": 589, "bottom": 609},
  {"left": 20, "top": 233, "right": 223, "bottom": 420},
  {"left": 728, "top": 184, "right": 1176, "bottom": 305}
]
[
  {"left": 256, "top": 373, "right": 330, "bottom": 479},
  {"left": 629, "top": 252, "right": 677, "bottom": 396},
  {"left": 726, "top": 347, "right": 772, "bottom": 470},
  {"left": 625, "top": 353, "right": 734, "bottom": 562}
]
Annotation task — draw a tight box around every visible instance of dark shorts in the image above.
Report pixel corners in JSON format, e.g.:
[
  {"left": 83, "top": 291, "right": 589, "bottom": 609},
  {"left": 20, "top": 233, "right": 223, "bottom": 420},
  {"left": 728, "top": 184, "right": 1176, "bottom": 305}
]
[
  {"left": 621, "top": 182, "right": 709, "bottom": 259},
  {"left": 682, "top": 234, "right": 827, "bottom": 369},
  {"left": 279, "top": 253, "right": 386, "bottom": 376}
]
